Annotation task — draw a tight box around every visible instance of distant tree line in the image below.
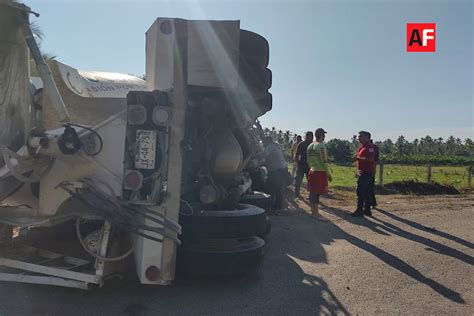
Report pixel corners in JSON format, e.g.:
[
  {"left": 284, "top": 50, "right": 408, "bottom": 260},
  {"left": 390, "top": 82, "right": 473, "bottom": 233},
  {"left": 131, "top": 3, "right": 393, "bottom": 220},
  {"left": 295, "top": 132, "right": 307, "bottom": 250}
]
[{"left": 263, "top": 127, "right": 474, "bottom": 166}]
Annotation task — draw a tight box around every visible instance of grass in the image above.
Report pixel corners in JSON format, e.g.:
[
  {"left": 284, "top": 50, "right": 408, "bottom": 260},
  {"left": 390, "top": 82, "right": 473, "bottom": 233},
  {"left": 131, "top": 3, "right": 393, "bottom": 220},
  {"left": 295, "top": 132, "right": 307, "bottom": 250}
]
[{"left": 289, "top": 163, "right": 472, "bottom": 190}]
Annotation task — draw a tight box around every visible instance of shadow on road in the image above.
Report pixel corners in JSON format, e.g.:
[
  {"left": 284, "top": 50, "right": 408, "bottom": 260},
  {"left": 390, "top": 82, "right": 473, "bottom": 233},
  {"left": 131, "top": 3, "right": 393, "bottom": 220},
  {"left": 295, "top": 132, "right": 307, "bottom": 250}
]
[
  {"left": 315, "top": 203, "right": 466, "bottom": 304},
  {"left": 370, "top": 210, "right": 474, "bottom": 266},
  {"left": 375, "top": 208, "right": 474, "bottom": 250}
]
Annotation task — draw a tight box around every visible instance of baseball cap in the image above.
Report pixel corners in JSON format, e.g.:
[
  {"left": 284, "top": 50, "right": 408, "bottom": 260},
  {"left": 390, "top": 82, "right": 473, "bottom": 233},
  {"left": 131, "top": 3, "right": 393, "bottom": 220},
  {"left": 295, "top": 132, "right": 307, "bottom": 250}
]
[{"left": 315, "top": 128, "right": 327, "bottom": 136}]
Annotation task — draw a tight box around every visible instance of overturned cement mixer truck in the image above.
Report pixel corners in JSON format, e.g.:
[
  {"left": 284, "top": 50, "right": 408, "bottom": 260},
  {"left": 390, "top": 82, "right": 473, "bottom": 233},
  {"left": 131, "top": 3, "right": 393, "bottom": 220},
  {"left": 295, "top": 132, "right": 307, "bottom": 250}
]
[{"left": 0, "top": 0, "right": 275, "bottom": 289}]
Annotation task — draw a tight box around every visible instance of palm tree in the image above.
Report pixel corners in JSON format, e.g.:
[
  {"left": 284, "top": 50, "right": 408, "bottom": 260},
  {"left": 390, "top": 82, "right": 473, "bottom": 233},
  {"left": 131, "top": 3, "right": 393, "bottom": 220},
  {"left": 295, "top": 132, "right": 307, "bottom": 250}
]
[
  {"left": 436, "top": 137, "right": 444, "bottom": 154},
  {"left": 395, "top": 135, "right": 407, "bottom": 157},
  {"left": 413, "top": 138, "right": 419, "bottom": 154},
  {"left": 277, "top": 130, "right": 283, "bottom": 144},
  {"left": 445, "top": 136, "right": 456, "bottom": 155},
  {"left": 351, "top": 135, "right": 358, "bottom": 151}
]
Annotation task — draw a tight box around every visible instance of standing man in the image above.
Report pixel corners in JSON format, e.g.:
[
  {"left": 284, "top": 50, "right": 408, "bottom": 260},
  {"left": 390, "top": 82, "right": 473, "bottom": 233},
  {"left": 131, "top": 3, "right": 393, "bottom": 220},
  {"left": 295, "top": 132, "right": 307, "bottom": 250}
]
[
  {"left": 291, "top": 135, "right": 302, "bottom": 179},
  {"left": 294, "top": 131, "right": 313, "bottom": 198},
  {"left": 368, "top": 139, "right": 380, "bottom": 208},
  {"left": 352, "top": 131, "right": 376, "bottom": 217},
  {"left": 307, "top": 128, "right": 332, "bottom": 221},
  {"left": 262, "top": 136, "right": 288, "bottom": 210}
]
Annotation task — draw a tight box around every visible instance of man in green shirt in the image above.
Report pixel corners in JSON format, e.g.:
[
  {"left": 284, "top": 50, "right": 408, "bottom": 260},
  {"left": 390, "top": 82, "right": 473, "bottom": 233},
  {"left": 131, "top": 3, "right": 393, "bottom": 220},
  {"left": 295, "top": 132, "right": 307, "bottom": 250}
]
[{"left": 307, "top": 128, "right": 332, "bottom": 221}]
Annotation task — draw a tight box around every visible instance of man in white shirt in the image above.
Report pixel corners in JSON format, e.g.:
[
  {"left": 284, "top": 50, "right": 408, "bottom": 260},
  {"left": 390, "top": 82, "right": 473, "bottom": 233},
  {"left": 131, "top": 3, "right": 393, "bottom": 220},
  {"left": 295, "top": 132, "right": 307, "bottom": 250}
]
[{"left": 262, "top": 136, "right": 288, "bottom": 209}]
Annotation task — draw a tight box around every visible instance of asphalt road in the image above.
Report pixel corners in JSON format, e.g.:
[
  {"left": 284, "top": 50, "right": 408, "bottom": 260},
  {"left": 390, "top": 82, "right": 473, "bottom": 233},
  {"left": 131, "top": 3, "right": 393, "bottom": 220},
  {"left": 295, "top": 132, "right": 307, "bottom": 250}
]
[{"left": 0, "top": 194, "right": 473, "bottom": 315}]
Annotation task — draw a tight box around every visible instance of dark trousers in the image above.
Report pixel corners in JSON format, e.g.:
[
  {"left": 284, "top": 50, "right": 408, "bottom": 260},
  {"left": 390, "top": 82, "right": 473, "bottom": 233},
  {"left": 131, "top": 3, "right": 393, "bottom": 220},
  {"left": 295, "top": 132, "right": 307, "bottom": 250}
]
[
  {"left": 267, "top": 168, "right": 287, "bottom": 208},
  {"left": 356, "top": 172, "right": 374, "bottom": 212},
  {"left": 368, "top": 175, "right": 377, "bottom": 207},
  {"left": 294, "top": 165, "right": 308, "bottom": 197}
]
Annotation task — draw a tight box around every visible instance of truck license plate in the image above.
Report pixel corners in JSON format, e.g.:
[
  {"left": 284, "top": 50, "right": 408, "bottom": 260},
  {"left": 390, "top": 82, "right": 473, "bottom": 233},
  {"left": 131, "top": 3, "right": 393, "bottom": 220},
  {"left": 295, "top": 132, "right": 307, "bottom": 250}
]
[{"left": 135, "top": 129, "right": 157, "bottom": 169}]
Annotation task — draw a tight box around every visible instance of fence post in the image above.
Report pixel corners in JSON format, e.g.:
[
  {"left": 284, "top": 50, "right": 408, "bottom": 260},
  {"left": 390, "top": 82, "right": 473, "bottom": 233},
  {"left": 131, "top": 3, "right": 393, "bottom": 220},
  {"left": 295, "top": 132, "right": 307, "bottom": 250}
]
[
  {"left": 378, "top": 161, "right": 384, "bottom": 186},
  {"left": 468, "top": 166, "right": 472, "bottom": 188},
  {"left": 427, "top": 164, "right": 432, "bottom": 184}
]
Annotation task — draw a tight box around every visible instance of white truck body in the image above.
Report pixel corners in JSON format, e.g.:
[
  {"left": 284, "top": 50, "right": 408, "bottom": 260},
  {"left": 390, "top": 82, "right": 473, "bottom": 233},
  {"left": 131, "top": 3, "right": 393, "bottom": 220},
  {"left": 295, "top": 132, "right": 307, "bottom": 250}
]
[{"left": 0, "top": 1, "right": 268, "bottom": 289}]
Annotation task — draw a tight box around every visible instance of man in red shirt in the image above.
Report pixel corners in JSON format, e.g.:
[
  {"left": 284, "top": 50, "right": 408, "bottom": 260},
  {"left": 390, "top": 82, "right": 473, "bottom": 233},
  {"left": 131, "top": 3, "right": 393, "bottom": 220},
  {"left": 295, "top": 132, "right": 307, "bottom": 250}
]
[{"left": 351, "top": 131, "right": 376, "bottom": 217}]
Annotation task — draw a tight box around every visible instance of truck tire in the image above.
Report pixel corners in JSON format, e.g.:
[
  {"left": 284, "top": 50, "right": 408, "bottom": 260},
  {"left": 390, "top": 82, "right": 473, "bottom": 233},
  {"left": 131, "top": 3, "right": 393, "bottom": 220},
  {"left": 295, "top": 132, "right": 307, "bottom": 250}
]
[
  {"left": 239, "top": 61, "right": 272, "bottom": 91},
  {"left": 256, "top": 92, "right": 272, "bottom": 114},
  {"left": 238, "top": 91, "right": 272, "bottom": 116},
  {"left": 179, "top": 204, "right": 267, "bottom": 239},
  {"left": 240, "top": 191, "right": 272, "bottom": 239},
  {"left": 241, "top": 191, "right": 272, "bottom": 210},
  {"left": 177, "top": 236, "right": 265, "bottom": 277},
  {"left": 263, "top": 68, "right": 272, "bottom": 89},
  {"left": 259, "top": 218, "right": 271, "bottom": 240},
  {"left": 240, "top": 30, "right": 269, "bottom": 68}
]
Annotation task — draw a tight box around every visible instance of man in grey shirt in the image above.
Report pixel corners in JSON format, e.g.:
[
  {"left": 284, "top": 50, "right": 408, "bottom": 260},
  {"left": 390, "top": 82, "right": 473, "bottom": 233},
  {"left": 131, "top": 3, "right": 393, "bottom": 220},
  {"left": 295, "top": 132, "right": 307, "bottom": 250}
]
[{"left": 263, "top": 136, "right": 288, "bottom": 209}]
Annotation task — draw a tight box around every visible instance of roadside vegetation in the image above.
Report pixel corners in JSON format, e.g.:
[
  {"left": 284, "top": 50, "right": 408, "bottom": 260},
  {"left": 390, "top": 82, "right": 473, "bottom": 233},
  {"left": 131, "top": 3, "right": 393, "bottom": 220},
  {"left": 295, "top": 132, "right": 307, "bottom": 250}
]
[
  {"left": 288, "top": 164, "right": 471, "bottom": 190},
  {"left": 266, "top": 127, "right": 473, "bottom": 191}
]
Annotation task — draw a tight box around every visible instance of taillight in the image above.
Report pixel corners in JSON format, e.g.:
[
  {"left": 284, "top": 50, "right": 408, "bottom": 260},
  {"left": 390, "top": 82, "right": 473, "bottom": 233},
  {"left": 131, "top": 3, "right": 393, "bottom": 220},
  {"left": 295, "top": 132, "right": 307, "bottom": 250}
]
[
  {"left": 152, "top": 106, "right": 172, "bottom": 126},
  {"left": 123, "top": 170, "right": 143, "bottom": 190},
  {"left": 145, "top": 265, "right": 160, "bottom": 281},
  {"left": 128, "top": 104, "right": 147, "bottom": 125}
]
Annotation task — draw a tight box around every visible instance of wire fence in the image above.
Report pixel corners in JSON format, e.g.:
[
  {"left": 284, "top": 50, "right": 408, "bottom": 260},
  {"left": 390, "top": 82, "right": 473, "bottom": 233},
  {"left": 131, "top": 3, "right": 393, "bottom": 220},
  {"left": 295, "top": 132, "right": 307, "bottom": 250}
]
[
  {"left": 289, "top": 163, "right": 473, "bottom": 190},
  {"left": 376, "top": 162, "right": 472, "bottom": 189}
]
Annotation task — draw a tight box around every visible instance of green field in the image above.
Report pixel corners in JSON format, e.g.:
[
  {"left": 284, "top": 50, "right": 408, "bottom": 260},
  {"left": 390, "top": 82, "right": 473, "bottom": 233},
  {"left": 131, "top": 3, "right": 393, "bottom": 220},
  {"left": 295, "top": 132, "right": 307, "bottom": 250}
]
[{"left": 289, "top": 164, "right": 472, "bottom": 189}]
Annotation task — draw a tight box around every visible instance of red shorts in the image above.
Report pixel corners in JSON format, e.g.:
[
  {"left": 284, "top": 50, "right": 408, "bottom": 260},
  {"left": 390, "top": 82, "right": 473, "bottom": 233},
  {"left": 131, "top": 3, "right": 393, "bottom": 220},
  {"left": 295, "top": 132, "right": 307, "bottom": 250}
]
[{"left": 307, "top": 170, "right": 328, "bottom": 195}]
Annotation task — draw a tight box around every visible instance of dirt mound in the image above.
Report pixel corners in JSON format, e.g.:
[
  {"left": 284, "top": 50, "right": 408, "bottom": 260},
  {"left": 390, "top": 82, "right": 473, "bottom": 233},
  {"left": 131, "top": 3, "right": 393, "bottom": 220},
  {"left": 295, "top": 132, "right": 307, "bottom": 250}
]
[{"left": 376, "top": 181, "right": 460, "bottom": 195}]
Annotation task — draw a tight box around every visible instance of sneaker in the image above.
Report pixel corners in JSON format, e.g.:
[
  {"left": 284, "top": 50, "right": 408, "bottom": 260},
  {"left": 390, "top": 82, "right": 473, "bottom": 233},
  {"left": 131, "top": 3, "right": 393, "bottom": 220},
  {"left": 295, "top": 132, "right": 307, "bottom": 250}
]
[
  {"left": 364, "top": 209, "right": 373, "bottom": 217},
  {"left": 350, "top": 210, "right": 364, "bottom": 217}
]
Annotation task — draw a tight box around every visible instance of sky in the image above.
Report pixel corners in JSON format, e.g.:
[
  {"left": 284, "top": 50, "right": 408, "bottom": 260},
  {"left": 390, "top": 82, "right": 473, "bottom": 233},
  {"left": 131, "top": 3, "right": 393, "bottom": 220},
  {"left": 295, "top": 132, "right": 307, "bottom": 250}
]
[{"left": 26, "top": 0, "right": 473, "bottom": 142}]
